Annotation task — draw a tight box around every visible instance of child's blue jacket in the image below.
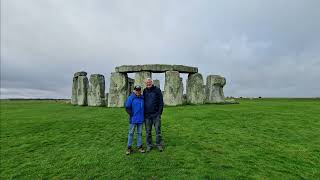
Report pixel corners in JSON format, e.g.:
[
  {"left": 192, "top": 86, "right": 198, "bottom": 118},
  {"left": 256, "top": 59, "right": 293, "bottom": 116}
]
[{"left": 125, "top": 93, "right": 144, "bottom": 124}]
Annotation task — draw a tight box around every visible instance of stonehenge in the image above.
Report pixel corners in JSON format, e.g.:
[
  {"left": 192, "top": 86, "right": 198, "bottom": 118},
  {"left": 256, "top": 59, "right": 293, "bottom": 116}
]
[
  {"left": 206, "top": 75, "right": 226, "bottom": 103},
  {"left": 71, "top": 76, "right": 78, "bottom": 105},
  {"left": 134, "top": 71, "right": 151, "bottom": 90},
  {"left": 107, "top": 72, "right": 128, "bottom": 107},
  {"left": 76, "top": 75, "right": 89, "bottom": 106},
  {"left": 127, "top": 78, "right": 135, "bottom": 95},
  {"left": 186, "top": 73, "right": 205, "bottom": 104},
  {"left": 88, "top": 74, "right": 105, "bottom": 106},
  {"left": 71, "top": 64, "right": 228, "bottom": 107},
  {"left": 71, "top": 71, "right": 87, "bottom": 105},
  {"left": 116, "top": 64, "right": 198, "bottom": 73},
  {"left": 164, "top": 71, "right": 184, "bottom": 106},
  {"left": 153, "top": 79, "right": 160, "bottom": 88},
  {"left": 72, "top": 71, "right": 104, "bottom": 106}
]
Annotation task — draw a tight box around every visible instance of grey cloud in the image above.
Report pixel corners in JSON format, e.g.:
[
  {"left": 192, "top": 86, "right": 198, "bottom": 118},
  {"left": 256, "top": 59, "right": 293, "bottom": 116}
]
[{"left": 1, "top": 0, "right": 320, "bottom": 98}]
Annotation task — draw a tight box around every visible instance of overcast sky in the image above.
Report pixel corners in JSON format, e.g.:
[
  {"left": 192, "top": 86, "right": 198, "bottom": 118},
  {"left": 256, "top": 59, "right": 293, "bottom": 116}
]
[{"left": 1, "top": 0, "right": 320, "bottom": 98}]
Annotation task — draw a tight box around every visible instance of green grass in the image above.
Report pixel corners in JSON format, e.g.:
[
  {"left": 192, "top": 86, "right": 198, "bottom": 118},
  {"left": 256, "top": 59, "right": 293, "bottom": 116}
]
[{"left": 1, "top": 99, "right": 320, "bottom": 179}]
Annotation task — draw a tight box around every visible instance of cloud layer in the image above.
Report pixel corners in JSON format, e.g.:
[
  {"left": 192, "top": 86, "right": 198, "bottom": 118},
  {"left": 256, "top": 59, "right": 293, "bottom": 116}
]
[{"left": 1, "top": 0, "right": 320, "bottom": 98}]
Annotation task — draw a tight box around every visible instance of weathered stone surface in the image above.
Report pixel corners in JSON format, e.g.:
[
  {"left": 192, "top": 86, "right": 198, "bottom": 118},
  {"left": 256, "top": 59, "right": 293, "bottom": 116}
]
[
  {"left": 116, "top": 65, "right": 142, "bottom": 73},
  {"left": 88, "top": 74, "right": 105, "bottom": 106},
  {"left": 153, "top": 79, "right": 160, "bottom": 89},
  {"left": 127, "top": 78, "right": 135, "bottom": 94},
  {"left": 172, "top": 65, "right": 198, "bottom": 73},
  {"left": 74, "top": 71, "right": 87, "bottom": 77},
  {"left": 186, "top": 73, "right": 205, "bottom": 104},
  {"left": 142, "top": 64, "right": 173, "bottom": 72},
  {"left": 164, "top": 71, "right": 183, "bottom": 106},
  {"left": 206, "top": 75, "right": 226, "bottom": 103},
  {"left": 115, "top": 64, "right": 198, "bottom": 73},
  {"left": 105, "top": 93, "right": 109, "bottom": 107},
  {"left": 77, "top": 75, "right": 89, "bottom": 106},
  {"left": 71, "top": 76, "right": 78, "bottom": 105},
  {"left": 182, "top": 94, "right": 187, "bottom": 104},
  {"left": 135, "top": 71, "right": 152, "bottom": 90},
  {"left": 108, "top": 72, "right": 128, "bottom": 107}
]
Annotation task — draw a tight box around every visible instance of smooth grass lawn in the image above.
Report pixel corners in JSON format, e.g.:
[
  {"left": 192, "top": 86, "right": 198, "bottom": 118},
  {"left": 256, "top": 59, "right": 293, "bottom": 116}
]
[{"left": 1, "top": 99, "right": 319, "bottom": 179}]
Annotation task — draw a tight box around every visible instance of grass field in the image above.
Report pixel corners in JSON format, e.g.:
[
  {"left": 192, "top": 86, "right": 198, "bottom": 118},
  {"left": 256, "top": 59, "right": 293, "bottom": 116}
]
[{"left": 1, "top": 99, "right": 319, "bottom": 179}]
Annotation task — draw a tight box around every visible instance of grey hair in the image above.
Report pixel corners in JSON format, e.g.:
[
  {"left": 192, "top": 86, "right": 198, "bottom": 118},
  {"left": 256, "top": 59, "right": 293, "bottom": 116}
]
[{"left": 146, "top": 78, "right": 153, "bottom": 82}]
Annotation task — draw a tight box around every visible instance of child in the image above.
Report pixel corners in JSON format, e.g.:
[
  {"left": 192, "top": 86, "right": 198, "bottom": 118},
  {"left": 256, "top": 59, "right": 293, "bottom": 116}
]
[{"left": 125, "top": 85, "right": 145, "bottom": 155}]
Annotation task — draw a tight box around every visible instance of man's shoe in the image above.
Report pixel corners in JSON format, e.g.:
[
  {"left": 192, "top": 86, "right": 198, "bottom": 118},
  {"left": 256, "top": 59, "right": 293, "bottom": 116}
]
[
  {"left": 146, "top": 146, "right": 152, "bottom": 152},
  {"left": 157, "top": 146, "right": 163, "bottom": 152},
  {"left": 138, "top": 146, "right": 145, "bottom": 153},
  {"left": 126, "top": 147, "right": 132, "bottom": 155}
]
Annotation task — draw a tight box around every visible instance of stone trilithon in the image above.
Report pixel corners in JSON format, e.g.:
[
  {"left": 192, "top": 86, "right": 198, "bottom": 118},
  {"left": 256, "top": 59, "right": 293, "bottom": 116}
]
[{"left": 71, "top": 64, "right": 227, "bottom": 107}]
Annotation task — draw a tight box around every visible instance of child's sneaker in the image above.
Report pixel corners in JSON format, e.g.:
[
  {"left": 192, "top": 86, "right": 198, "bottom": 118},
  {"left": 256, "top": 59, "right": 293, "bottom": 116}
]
[
  {"left": 138, "top": 146, "right": 145, "bottom": 153},
  {"left": 126, "top": 147, "right": 132, "bottom": 155}
]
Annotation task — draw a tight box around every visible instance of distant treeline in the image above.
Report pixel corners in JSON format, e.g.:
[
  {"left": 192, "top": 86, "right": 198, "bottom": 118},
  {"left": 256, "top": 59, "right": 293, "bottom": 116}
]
[
  {"left": 226, "top": 97, "right": 320, "bottom": 100},
  {"left": 2, "top": 98, "right": 71, "bottom": 101}
]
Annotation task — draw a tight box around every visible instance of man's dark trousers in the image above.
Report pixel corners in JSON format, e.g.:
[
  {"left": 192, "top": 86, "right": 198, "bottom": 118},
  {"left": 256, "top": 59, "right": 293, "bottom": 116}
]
[
  {"left": 145, "top": 115, "right": 162, "bottom": 148},
  {"left": 143, "top": 85, "right": 164, "bottom": 148}
]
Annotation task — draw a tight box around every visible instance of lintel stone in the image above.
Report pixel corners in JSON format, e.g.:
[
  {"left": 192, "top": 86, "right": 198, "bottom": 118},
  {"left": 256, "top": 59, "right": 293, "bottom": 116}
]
[
  {"left": 115, "top": 64, "right": 198, "bottom": 73},
  {"left": 74, "top": 71, "right": 87, "bottom": 77}
]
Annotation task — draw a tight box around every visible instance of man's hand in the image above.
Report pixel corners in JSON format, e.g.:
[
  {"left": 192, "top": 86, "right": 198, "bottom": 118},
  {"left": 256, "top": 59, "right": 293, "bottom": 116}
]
[{"left": 126, "top": 108, "right": 132, "bottom": 116}]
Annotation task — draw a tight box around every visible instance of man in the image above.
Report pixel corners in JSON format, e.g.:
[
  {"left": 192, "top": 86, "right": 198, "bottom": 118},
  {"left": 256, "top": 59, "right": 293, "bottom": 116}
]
[
  {"left": 143, "top": 78, "right": 164, "bottom": 152},
  {"left": 125, "top": 85, "right": 145, "bottom": 155}
]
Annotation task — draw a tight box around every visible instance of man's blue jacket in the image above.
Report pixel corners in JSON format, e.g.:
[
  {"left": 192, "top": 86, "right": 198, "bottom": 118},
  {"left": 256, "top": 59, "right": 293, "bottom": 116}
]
[{"left": 125, "top": 93, "right": 144, "bottom": 124}]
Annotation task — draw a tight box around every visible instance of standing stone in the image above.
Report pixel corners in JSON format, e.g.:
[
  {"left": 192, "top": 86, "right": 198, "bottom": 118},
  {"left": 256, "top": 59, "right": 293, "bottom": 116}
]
[
  {"left": 105, "top": 93, "right": 109, "bottom": 107},
  {"left": 127, "top": 78, "right": 135, "bottom": 94},
  {"left": 108, "top": 72, "right": 128, "bottom": 107},
  {"left": 72, "top": 71, "right": 88, "bottom": 105},
  {"left": 88, "top": 74, "right": 105, "bottom": 106},
  {"left": 164, "top": 71, "right": 183, "bottom": 106},
  {"left": 182, "top": 94, "right": 188, "bottom": 104},
  {"left": 74, "top": 71, "right": 87, "bottom": 77},
  {"left": 186, "top": 73, "right": 205, "bottom": 104},
  {"left": 180, "top": 77, "right": 184, "bottom": 94},
  {"left": 153, "top": 79, "right": 160, "bottom": 89},
  {"left": 135, "top": 71, "right": 152, "bottom": 90},
  {"left": 206, "top": 75, "right": 226, "bottom": 103},
  {"left": 77, "top": 75, "right": 89, "bottom": 106},
  {"left": 71, "top": 76, "right": 78, "bottom": 105}
]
